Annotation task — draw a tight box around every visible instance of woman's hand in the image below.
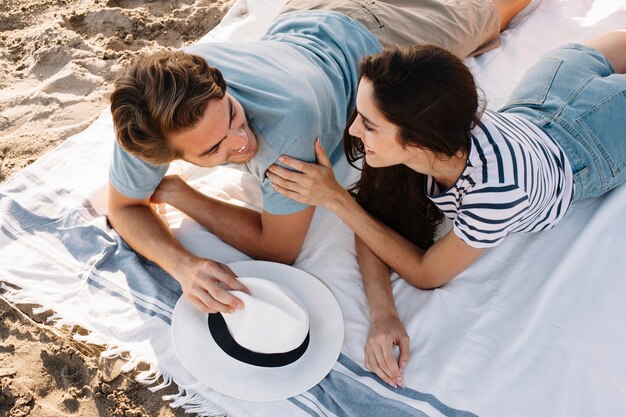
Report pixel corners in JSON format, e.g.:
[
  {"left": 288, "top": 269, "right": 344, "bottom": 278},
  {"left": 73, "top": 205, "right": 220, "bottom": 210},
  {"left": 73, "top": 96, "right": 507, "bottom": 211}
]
[
  {"left": 365, "top": 312, "right": 410, "bottom": 388},
  {"left": 267, "top": 139, "right": 345, "bottom": 208}
]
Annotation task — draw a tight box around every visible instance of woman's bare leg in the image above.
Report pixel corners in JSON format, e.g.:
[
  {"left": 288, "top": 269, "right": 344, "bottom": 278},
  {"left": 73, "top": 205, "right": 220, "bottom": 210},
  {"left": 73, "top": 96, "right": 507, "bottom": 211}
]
[
  {"left": 491, "top": 0, "right": 533, "bottom": 31},
  {"left": 584, "top": 30, "right": 626, "bottom": 74}
]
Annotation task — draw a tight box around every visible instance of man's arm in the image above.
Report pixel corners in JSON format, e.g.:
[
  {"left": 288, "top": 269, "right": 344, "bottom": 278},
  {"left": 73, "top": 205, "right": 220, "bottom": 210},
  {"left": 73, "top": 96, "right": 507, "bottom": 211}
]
[
  {"left": 151, "top": 176, "right": 314, "bottom": 265},
  {"left": 107, "top": 181, "right": 248, "bottom": 313}
]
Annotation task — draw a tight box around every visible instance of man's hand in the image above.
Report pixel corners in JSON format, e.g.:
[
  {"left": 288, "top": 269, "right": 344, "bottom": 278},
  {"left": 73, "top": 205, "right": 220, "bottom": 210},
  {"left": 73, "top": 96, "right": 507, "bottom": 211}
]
[
  {"left": 151, "top": 175, "right": 189, "bottom": 206},
  {"left": 175, "top": 256, "right": 249, "bottom": 314},
  {"left": 108, "top": 181, "right": 250, "bottom": 314},
  {"left": 364, "top": 312, "right": 410, "bottom": 388}
]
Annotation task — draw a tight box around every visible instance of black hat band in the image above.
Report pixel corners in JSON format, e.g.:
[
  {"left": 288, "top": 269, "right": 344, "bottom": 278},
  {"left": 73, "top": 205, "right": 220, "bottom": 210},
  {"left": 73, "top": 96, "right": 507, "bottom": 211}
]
[{"left": 207, "top": 312, "right": 310, "bottom": 367}]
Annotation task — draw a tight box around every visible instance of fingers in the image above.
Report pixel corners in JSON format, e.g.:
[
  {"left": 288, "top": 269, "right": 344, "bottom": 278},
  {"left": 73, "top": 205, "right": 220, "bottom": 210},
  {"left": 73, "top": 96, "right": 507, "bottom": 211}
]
[
  {"left": 184, "top": 261, "right": 248, "bottom": 314},
  {"left": 266, "top": 166, "right": 307, "bottom": 195},
  {"left": 274, "top": 139, "right": 331, "bottom": 171},
  {"left": 205, "top": 281, "right": 244, "bottom": 312},
  {"left": 276, "top": 155, "right": 316, "bottom": 174},
  {"left": 365, "top": 331, "right": 410, "bottom": 388},
  {"left": 314, "top": 138, "right": 332, "bottom": 167},
  {"left": 365, "top": 344, "right": 399, "bottom": 387},
  {"left": 267, "top": 164, "right": 305, "bottom": 183},
  {"left": 213, "top": 264, "right": 249, "bottom": 294},
  {"left": 269, "top": 181, "right": 307, "bottom": 203},
  {"left": 192, "top": 287, "right": 229, "bottom": 314},
  {"left": 266, "top": 167, "right": 314, "bottom": 205},
  {"left": 203, "top": 263, "right": 246, "bottom": 311},
  {"left": 375, "top": 342, "right": 404, "bottom": 388},
  {"left": 186, "top": 281, "right": 242, "bottom": 314},
  {"left": 187, "top": 293, "right": 218, "bottom": 314},
  {"left": 397, "top": 335, "right": 411, "bottom": 372},
  {"left": 365, "top": 338, "right": 399, "bottom": 387}
]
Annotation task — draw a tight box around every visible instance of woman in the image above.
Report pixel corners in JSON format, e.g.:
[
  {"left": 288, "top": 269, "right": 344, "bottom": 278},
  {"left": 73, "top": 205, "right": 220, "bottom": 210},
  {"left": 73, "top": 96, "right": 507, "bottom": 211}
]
[{"left": 267, "top": 31, "right": 626, "bottom": 387}]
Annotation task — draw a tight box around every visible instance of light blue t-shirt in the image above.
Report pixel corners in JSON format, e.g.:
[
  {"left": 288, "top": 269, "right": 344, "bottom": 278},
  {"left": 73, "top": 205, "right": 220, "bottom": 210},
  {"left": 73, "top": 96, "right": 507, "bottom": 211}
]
[{"left": 110, "top": 10, "right": 382, "bottom": 214}]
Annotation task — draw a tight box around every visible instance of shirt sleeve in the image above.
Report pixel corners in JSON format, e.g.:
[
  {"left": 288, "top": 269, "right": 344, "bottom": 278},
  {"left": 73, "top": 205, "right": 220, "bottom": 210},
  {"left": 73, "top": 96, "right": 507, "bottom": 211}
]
[
  {"left": 258, "top": 133, "right": 317, "bottom": 215},
  {"left": 109, "top": 141, "right": 169, "bottom": 199},
  {"left": 259, "top": 127, "right": 346, "bottom": 215},
  {"left": 453, "top": 183, "right": 530, "bottom": 248}
]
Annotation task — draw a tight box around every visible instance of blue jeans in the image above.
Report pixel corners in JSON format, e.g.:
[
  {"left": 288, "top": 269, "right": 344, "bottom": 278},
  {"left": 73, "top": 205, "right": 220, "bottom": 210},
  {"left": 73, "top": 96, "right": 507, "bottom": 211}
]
[{"left": 500, "top": 44, "right": 626, "bottom": 202}]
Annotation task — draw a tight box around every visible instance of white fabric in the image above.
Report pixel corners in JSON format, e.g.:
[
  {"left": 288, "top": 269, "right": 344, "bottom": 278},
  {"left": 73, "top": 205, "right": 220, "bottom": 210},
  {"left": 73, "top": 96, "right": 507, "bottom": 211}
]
[
  {"left": 1, "top": 0, "right": 626, "bottom": 416},
  {"left": 221, "top": 279, "right": 309, "bottom": 354}
]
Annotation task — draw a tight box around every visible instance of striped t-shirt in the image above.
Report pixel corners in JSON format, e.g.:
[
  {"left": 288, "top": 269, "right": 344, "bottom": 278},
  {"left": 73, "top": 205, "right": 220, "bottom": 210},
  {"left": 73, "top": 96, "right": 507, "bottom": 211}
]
[{"left": 426, "top": 110, "right": 574, "bottom": 248}]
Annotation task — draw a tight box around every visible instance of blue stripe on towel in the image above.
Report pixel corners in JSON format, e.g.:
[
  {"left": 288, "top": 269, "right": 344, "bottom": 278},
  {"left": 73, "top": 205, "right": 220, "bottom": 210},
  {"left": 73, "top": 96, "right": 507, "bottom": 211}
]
[
  {"left": 289, "top": 397, "right": 325, "bottom": 417},
  {"left": 305, "top": 365, "right": 429, "bottom": 417},
  {"left": 316, "top": 354, "right": 478, "bottom": 417},
  {"left": 288, "top": 354, "right": 476, "bottom": 417},
  {"left": 0, "top": 192, "right": 180, "bottom": 324}
]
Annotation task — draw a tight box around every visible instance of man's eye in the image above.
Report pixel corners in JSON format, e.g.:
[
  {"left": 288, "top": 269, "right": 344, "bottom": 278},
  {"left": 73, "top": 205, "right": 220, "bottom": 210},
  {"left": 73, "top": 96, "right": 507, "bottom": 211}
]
[{"left": 208, "top": 145, "right": 220, "bottom": 155}]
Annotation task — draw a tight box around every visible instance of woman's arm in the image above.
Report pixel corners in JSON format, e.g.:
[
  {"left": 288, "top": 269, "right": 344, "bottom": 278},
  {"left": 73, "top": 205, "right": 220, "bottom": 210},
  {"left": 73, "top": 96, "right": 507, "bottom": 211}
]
[
  {"left": 267, "top": 139, "right": 484, "bottom": 287},
  {"left": 357, "top": 236, "right": 410, "bottom": 388}
]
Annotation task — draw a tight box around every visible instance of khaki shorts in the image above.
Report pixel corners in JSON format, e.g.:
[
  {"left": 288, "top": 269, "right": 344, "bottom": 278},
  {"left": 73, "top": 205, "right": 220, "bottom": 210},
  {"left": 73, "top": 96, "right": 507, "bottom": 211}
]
[{"left": 279, "top": 0, "right": 502, "bottom": 58}]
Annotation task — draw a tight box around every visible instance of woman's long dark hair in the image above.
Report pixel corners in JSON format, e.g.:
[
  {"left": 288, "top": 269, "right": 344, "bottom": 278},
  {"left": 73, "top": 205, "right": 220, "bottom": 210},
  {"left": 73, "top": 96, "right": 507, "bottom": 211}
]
[{"left": 344, "top": 45, "right": 481, "bottom": 250}]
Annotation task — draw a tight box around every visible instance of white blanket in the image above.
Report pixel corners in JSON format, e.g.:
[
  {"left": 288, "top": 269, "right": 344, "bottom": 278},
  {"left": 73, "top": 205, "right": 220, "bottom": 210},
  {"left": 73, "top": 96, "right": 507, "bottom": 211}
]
[{"left": 1, "top": 0, "right": 626, "bottom": 416}]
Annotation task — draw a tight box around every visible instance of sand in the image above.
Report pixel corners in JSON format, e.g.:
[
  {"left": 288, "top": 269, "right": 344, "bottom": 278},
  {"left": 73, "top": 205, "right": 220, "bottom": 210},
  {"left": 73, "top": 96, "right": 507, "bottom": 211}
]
[{"left": 0, "top": 0, "right": 234, "bottom": 415}]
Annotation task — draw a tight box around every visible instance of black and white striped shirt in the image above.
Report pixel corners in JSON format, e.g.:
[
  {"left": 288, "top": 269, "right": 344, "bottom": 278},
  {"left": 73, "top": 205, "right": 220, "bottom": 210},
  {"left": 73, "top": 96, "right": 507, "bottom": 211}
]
[{"left": 426, "top": 111, "right": 574, "bottom": 248}]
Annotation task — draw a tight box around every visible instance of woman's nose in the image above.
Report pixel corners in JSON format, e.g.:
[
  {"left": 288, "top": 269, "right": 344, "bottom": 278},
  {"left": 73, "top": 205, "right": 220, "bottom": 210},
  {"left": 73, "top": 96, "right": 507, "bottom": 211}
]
[{"left": 348, "top": 116, "right": 361, "bottom": 137}]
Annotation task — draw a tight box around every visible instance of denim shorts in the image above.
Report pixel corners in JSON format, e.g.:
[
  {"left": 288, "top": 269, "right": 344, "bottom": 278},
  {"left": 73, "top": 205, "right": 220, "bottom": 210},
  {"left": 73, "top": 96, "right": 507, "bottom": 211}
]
[{"left": 500, "top": 44, "right": 626, "bottom": 202}]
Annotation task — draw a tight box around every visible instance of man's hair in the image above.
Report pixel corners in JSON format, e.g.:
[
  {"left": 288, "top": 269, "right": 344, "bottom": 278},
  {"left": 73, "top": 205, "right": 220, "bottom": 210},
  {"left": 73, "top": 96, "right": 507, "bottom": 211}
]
[{"left": 110, "top": 50, "right": 227, "bottom": 164}]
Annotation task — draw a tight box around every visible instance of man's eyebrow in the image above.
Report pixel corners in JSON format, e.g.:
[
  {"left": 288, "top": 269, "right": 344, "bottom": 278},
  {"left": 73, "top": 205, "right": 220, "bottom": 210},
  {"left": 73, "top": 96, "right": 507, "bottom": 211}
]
[
  {"left": 358, "top": 111, "right": 378, "bottom": 128},
  {"left": 228, "top": 97, "right": 233, "bottom": 129},
  {"left": 197, "top": 98, "right": 233, "bottom": 157}
]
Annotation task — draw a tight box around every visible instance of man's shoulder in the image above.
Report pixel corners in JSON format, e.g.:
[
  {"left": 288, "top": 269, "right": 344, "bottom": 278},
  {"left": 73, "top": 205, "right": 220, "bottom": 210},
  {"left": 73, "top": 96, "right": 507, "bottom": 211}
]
[
  {"left": 109, "top": 140, "right": 169, "bottom": 199},
  {"left": 265, "top": 9, "right": 379, "bottom": 49},
  {"left": 267, "top": 10, "right": 354, "bottom": 33}
]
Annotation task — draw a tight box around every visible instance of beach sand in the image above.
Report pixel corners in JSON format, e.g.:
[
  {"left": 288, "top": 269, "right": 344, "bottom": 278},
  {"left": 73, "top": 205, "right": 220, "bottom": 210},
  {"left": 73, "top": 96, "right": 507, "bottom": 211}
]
[{"left": 0, "top": 0, "right": 234, "bottom": 415}]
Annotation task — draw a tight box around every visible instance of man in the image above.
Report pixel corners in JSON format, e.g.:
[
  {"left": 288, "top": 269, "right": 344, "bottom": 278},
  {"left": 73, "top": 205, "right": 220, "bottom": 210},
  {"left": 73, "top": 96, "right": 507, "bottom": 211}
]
[{"left": 108, "top": 0, "right": 530, "bottom": 314}]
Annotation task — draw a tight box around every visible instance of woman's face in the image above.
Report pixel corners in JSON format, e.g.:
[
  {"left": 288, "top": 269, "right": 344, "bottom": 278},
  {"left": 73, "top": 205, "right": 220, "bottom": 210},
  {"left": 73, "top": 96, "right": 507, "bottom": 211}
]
[{"left": 348, "top": 78, "right": 427, "bottom": 169}]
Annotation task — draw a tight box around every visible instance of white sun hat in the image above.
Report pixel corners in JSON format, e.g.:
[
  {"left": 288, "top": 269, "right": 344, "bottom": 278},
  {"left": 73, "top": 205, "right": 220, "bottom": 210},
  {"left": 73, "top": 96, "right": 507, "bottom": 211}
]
[{"left": 171, "top": 260, "right": 344, "bottom": 402}]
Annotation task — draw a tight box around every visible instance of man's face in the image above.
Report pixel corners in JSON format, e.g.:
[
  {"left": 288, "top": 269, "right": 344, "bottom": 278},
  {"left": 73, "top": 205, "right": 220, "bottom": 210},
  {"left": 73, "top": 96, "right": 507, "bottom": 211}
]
[{"left": 168, "top": 93, "right": 258, "bottom": 167}]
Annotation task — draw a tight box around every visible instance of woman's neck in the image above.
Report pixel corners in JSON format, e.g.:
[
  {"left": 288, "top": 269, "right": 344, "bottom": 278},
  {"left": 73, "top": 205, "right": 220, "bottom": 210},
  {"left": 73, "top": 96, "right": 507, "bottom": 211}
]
[{"left": 406, "top": 149, "right": 468, "bottom": 191}]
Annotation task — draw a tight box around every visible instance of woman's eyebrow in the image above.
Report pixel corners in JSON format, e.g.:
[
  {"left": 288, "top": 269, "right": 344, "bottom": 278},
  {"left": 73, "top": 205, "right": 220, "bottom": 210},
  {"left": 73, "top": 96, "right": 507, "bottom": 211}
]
[{"left": 358, "top": 111, "right": 378, "bottom": 128}]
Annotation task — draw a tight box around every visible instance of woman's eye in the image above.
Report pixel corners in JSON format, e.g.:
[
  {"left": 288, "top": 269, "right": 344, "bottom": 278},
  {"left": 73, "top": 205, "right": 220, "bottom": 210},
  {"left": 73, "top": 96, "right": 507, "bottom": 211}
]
[{"left": 362, "top": 119, "right": 372, "bottom": 132}]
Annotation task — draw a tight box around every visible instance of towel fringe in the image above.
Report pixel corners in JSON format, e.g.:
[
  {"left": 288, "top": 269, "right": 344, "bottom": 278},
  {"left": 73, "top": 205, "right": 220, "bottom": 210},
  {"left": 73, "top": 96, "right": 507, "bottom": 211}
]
[
  {"left": 136, "top": 367, "right": 172, "bottom": 391},
  {"left": 163, "top": 386, "right": 227, "bottom": 417},
  {"left": 1, "top": 282, "right": 35, "bottom": 302},
  {"left": 0, "top": 284, "right": 227, "bottom": 417}
]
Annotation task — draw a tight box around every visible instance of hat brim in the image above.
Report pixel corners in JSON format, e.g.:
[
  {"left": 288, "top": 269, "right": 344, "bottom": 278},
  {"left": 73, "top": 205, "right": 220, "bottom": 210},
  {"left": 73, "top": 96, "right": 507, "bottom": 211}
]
[{"left": 171, "top": 260, "right": 344, "bottom": 401}]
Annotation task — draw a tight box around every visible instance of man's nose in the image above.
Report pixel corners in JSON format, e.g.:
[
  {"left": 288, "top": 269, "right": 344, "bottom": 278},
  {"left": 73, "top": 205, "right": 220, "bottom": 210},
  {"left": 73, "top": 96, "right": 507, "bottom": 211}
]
[{"left": 229, "top": 128, "right": 248, "bottom": 146}]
